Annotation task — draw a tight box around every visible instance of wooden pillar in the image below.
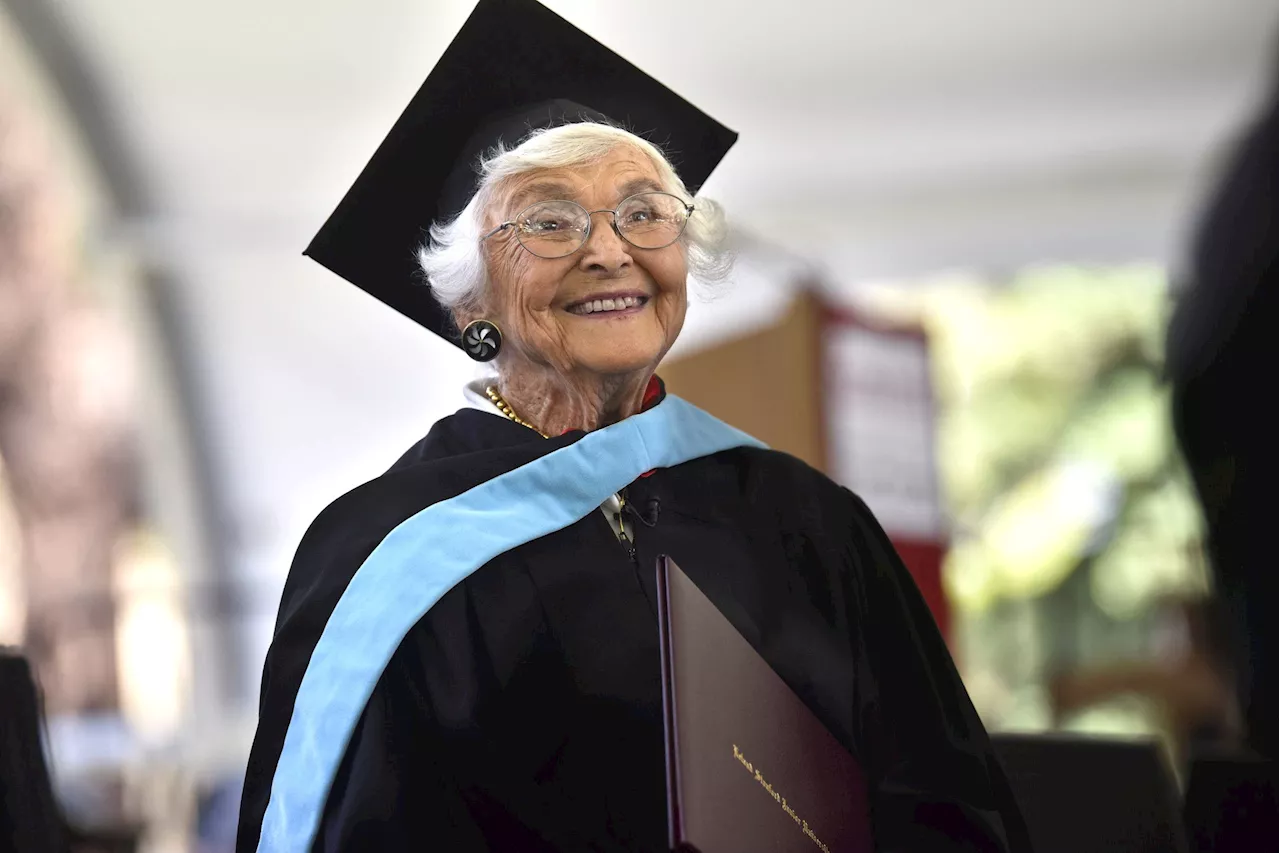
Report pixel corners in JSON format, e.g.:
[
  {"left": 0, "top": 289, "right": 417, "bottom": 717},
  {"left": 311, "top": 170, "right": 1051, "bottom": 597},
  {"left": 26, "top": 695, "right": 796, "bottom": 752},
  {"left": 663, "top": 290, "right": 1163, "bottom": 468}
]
[{"left": 660, "top": 290, "right": 827, "bottom": 471}]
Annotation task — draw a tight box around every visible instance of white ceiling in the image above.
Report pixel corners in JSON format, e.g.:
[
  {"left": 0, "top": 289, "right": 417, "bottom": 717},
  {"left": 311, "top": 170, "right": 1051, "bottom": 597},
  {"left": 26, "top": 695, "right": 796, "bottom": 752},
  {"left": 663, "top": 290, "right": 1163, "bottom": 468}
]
[
  {"left": 10, "top": 0, "right": 1274, "bottom": 709},
  {"left": 51, "top": 0, "right": 1274, "bottom": 262}
]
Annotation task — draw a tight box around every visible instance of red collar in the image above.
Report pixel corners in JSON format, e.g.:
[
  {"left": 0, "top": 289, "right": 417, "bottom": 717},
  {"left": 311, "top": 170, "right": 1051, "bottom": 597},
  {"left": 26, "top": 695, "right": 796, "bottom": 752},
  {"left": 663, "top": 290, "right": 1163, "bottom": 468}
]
[
  {"left": 640, "top": 374, "right": 664, "bottom": 411},
  {"left": 636, "top": 375, "right": 664, "bottom": 477}
]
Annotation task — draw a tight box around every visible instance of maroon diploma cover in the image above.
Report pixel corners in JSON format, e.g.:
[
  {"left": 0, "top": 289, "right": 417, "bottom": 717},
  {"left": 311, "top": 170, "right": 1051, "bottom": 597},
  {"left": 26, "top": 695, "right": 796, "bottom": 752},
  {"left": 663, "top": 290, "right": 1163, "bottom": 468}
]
[{"left": 657, "top": 556, "right": 873, "bottom": 853}]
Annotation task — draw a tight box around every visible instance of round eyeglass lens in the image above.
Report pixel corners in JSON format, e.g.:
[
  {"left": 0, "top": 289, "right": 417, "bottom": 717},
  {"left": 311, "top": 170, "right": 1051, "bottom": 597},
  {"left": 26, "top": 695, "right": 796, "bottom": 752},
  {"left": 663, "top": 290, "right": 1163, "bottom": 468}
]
[
  {"left": 514, "top": 200, "right": 589, "bottom": 258},
  {"left": 616, "top": 192, "right": 690, "bottom": 249}
]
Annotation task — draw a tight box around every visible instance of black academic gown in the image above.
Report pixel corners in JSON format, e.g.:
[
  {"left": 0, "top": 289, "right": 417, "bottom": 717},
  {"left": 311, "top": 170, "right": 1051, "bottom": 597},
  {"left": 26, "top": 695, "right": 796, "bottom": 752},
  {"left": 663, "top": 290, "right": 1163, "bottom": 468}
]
[{"left": 237, "top": 400, "right": 1028, "bottom": 852}]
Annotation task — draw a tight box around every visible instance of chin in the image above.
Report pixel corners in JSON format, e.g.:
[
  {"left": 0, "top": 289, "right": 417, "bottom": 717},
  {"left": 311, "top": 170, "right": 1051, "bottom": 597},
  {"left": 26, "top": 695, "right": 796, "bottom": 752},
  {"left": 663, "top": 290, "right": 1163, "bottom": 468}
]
[
  {"left": 574, "top": 343, "right": 663, "bottom": 376},
  {"left": 569, "top": 326, "right": 670, "bottom": 376}
]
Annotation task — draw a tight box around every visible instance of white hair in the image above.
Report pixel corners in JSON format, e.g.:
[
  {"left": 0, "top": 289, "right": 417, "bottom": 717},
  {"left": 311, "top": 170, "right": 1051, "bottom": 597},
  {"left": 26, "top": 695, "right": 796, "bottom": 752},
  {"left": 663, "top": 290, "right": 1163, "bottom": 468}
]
[{"left": 417, "top": 122, "right": 732, "bottom": 330}]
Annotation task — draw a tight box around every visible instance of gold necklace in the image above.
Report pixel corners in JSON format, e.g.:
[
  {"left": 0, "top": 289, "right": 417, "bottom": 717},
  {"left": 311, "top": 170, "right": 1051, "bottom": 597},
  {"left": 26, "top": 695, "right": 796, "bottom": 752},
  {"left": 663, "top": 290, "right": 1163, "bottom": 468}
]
[{"left": 485, "top": 385, "right": 548, "bottom": 437}]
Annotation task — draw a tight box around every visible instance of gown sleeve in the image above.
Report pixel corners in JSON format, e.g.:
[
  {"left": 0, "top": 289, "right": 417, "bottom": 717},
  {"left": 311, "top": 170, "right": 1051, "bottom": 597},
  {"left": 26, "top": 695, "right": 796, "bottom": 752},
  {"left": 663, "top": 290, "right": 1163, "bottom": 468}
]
[
  {"left": 310, "top": 646, "right": 486, "bottom": 852},
  {"left": 235, "top": 498, "right": 483, "bottom": 853},
  {"left": 235, "top": 509, "right": 382, "bottom": 853},
  {"left": 839, "top": 489, "right": 1032, "bottom": 853}
]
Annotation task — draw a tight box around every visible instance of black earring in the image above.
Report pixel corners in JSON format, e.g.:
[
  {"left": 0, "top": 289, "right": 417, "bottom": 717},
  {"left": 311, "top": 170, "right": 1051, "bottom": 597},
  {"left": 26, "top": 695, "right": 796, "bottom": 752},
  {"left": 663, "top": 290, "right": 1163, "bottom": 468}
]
[{"left": 461, "top": 319, "right": 503, "bottom": 362}]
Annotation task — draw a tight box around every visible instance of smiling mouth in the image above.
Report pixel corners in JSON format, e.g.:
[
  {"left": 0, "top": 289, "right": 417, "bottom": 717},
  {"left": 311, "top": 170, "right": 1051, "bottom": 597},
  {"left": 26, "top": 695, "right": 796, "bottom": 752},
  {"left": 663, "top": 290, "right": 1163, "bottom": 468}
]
[{"left": 566, "top": 295, "right": 650, "bottom": 316}]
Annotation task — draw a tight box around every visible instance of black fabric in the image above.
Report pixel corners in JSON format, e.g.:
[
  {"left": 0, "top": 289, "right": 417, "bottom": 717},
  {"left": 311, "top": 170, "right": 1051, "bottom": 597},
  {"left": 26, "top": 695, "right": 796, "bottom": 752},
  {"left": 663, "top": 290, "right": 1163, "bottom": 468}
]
[
  {"left": 991, "top": 734, "right": 1187, "bottom": 853},
  {"left": 303, "top": 0, "right": 737, "bottom": 346},
  {"left": 1182, "top": 749, "right": 1277, "bottom": 853},
  {"left": 236, "top": 407, "right": 1028, "bottom": 852},
  {"left": 0, "top": 653, "right": 69, "bottom": 853},
  {"left": 1167, "top": 100, "right": 1277, "bottom": 760}
]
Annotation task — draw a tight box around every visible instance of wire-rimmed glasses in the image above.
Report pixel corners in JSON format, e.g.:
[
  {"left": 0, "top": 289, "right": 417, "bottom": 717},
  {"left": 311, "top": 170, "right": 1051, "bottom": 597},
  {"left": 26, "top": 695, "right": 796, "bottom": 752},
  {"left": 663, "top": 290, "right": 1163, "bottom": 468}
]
[{"left": 481, "top": 191, "right": 695, "bottom": 259}]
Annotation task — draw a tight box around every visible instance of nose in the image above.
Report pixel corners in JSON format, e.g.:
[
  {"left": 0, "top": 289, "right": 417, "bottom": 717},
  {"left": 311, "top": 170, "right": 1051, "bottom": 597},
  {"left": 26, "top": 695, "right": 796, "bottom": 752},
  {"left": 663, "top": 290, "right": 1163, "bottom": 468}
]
[{"left": 576, "top": 210, "right": 633, "bottom": 275}]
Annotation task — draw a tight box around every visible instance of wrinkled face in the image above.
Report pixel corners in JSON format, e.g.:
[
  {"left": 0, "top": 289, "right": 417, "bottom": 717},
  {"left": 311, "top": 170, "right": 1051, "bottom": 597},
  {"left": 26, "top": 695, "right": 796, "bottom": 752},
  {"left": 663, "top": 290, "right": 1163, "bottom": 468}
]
[{"left": 474, "top": 146, "right": 688, "bottom": 379}]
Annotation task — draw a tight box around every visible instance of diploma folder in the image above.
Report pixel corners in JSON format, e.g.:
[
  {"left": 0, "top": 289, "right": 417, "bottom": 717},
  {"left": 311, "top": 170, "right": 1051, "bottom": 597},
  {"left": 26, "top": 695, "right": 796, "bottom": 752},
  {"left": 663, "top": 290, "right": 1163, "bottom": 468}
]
[{"left": 657, "top": 556, "right": 873, "bottom": 853}]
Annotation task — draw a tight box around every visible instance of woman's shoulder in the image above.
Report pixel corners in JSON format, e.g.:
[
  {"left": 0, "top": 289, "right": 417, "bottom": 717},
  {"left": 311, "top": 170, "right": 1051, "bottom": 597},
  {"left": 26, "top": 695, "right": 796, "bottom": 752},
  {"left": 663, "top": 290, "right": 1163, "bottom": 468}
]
[
  {"left": 712, "top": 445, "right": 854, "bottom": 503},
  {"left": 694, "top": 444, "right": 887, "bottom": 541}
]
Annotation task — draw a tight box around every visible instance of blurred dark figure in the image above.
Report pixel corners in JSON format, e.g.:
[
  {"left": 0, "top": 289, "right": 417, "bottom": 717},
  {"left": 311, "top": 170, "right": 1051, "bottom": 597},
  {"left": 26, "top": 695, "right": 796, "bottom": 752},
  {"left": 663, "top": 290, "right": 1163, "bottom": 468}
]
[
  {"left": 1166, "top": 88, "right": 1277, "bottom": 761},
  {"left": 0, "top": 651, "right": 69, "bottom": 853},
  {"left": 0, "top": 653, "right": 139, "bottom": 853}
]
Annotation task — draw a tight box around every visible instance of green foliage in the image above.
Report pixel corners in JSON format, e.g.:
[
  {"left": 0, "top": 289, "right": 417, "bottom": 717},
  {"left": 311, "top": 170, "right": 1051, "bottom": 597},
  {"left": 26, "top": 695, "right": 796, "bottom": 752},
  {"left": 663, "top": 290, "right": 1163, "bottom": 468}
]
[{"left": 876, "top": 263, "right": 1209, "bottom": 734}]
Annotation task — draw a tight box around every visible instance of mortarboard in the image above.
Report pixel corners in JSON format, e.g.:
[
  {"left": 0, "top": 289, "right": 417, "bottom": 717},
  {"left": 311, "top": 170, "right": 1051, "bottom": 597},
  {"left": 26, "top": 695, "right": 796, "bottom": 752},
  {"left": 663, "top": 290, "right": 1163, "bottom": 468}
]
[{"left": 304, "top": 0, "right": 738, "bottom": 346}]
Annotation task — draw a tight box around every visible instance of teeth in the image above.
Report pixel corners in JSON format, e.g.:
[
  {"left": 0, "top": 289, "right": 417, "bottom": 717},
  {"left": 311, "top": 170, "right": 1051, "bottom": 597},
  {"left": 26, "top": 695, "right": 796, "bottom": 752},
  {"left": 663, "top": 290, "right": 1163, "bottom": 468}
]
[{"left": 571, "top": 296, "right": 645, "bottom": 315}]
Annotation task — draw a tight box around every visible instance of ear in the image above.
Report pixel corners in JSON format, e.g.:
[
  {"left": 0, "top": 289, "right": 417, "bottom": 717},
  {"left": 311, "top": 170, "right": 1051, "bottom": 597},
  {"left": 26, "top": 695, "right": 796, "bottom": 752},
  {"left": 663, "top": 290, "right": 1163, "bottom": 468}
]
[
  {"left": 451, "top": 289, "right": 494, "bottom": 333},
  {"left": 451, "top": 307, "right": 477, "bottom": 334}
]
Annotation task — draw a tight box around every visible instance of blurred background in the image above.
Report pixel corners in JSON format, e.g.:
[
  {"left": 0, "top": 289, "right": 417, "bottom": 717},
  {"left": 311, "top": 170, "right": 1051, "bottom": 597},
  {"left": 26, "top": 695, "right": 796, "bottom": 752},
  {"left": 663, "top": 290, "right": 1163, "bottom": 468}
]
[{"left": 0, "top": 0, "right": 1273, "bottom": 850}]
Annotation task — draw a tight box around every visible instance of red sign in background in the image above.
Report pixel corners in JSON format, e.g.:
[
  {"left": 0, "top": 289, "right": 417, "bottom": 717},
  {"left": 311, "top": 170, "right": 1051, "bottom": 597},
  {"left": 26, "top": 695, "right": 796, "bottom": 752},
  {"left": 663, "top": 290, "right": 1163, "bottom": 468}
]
[{"left": 821, "top": 302, "right": 951, "bottom": 644}]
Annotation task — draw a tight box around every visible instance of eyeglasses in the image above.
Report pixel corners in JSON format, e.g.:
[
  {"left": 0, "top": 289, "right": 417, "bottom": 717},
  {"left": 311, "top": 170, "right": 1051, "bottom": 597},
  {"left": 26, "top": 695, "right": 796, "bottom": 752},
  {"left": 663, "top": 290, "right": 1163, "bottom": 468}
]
[{"left": 481, "top": 191, "right": 695, "bottom": 259}]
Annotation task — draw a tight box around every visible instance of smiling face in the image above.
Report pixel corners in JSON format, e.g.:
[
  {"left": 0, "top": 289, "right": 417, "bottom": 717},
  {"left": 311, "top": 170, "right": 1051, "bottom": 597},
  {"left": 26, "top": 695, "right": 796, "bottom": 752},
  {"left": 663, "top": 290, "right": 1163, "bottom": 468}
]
[{"left": 472, "top": 146, "right": 689, "bottom": 380}]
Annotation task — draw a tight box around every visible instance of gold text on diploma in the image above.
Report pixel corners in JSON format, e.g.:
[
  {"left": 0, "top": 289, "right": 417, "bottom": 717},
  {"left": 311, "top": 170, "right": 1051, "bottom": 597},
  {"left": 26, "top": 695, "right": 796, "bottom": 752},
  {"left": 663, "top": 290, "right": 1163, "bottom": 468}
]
[{"left": 732, "top": 744, "right": 831, "bottom": 853}]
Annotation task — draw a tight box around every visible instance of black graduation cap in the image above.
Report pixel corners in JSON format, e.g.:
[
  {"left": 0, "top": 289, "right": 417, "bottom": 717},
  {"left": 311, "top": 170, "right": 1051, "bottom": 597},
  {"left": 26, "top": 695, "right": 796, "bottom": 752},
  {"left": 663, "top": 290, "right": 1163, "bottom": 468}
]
[{"left": 304, "top": 0, "right": 738, "bottom": 346}]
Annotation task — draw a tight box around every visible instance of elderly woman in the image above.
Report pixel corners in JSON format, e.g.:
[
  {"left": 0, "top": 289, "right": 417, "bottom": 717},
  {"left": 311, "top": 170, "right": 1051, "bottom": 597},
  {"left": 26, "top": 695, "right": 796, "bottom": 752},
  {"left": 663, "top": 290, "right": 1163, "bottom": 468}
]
[{"left": 237, "top": 2, "right": 1027, "bottom": 851}]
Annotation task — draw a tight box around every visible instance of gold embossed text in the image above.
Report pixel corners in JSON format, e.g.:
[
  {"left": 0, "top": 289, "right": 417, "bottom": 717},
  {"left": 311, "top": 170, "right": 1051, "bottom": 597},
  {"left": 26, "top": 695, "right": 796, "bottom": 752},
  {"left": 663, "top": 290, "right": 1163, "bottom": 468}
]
[{"left": 732, "top": 744, "right": 831, "bottom": 853}]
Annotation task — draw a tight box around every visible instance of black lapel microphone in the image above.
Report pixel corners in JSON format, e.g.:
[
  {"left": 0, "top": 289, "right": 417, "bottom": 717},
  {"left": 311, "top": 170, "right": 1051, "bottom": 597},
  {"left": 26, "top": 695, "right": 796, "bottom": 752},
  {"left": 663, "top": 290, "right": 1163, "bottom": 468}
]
[{"left": 626, "top": 497, "right": 661, "bottom": 528}]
